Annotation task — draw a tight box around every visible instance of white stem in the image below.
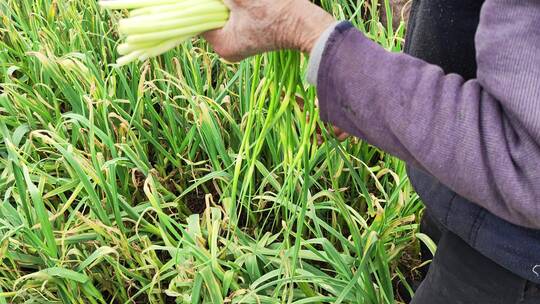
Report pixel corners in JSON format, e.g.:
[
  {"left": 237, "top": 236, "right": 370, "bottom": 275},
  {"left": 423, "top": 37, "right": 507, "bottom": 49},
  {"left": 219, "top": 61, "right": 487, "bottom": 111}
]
[
  {"left": 120, "top": 1, "right": 227, "bottom": 26},
  {"left": 129, "top": 0, "right": 220, "bottom": 17},
  {"left": 120, "top": 12, "right": 228, "bottom": 35},
  {"left": 117, "top": 41, "right": 155, "bottom": 55},
  {"left": 99, "top": 0, "right": 182, "bottom": 10},
  {"left": 138, "top": 36, "right": 190, "bottom": 61},
  {"left": 116, "top": 50, "right": 144, "bottom": 66},
  {"left": 125, "top": 21, "right": 225, "bottom": 44}
]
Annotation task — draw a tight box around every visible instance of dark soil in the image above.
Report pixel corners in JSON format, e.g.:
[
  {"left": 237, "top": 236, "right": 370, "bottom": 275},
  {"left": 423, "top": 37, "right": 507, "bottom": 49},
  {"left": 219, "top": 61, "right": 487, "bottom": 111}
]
[
  {"left": 185, "top": 192, "right": 206, "bottom": 214},
  {"left": 395, "top": 247, "right": 425, "bottom": 303}
]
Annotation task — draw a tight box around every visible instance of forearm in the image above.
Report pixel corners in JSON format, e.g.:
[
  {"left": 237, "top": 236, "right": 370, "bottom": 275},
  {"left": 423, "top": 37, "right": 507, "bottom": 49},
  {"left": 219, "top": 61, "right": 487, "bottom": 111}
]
[{"left": 307, "top": 17, "right": 540, "bottom": 228}]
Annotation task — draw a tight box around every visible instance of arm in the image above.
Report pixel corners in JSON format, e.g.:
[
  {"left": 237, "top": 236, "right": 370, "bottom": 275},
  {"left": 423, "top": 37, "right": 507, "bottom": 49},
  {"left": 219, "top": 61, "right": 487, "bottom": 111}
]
[
  {"left": 203, "top": 0, "right": 540, "bottom": 228},
  {"left": 308, "top": 0, "right": 540, "bottom": 228}
]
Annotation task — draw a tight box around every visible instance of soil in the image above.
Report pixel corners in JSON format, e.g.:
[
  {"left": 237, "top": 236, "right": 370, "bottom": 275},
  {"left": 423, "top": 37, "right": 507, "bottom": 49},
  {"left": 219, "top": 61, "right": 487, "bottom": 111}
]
[
  {"left": 185, "top": 192, "right": 207, "bottom": 214},
  {"left": 395, "top": 245, "right": 425, "bottom": 303}
]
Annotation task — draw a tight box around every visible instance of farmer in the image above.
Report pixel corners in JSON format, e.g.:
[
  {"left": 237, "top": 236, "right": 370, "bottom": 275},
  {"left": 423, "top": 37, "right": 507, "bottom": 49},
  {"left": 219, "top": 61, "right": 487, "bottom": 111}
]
[{"left": 204, "top": 0, "right": 540, "bottom": 303}]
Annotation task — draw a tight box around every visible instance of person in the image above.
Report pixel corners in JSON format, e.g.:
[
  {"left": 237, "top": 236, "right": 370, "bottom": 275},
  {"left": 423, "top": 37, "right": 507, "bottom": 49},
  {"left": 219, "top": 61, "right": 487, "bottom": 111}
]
[{"left": 203, "top": 0, "right": 540, "bottom": 303}]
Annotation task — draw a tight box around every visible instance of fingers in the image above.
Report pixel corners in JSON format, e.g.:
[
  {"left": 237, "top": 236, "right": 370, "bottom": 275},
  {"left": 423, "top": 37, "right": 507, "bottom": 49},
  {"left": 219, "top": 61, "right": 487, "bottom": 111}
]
[
  {"left": 202, "top": 28, "right": 227, "bottom": 57},
  {"left": 202, "top": 27, "right": 244, "bottom": 62},
  {"left": 296, "top": 95, "right": 350, "bottom": 144},
  {"left": 202, "top": 28, "right": 221, "bottom": 44},
  {"left": 315, "top": 127, "right": 350, "bottom": 145},
  {"left": 335, "top": 128, "right": 350, "bottom": 142}
]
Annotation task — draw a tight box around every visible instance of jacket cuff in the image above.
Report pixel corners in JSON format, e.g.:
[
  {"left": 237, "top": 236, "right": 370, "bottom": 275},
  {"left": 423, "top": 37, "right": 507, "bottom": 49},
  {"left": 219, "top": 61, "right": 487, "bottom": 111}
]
[
  {"left": 306, "top": 21, "right": 341, "bottom": 85},
  {"left": 313, "top": 21, "right": 355, "bottom": 122}
]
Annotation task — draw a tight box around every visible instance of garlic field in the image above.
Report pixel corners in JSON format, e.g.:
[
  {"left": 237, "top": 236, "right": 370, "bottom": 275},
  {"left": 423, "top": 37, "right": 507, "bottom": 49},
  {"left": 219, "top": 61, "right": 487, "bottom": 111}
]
[{"left": 0, "top": 1, "right": 425, "bottom": 303}]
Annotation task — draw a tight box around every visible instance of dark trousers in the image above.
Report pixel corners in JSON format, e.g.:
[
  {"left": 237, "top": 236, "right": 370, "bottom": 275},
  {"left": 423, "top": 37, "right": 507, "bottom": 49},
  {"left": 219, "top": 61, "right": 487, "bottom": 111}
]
[{"left": 411, "top": 212, "right": 540, "bottom": 304}]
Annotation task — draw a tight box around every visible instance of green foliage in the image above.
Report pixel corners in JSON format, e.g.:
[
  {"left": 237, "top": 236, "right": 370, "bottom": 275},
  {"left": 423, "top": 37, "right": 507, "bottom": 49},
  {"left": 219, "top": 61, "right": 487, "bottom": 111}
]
[{"left": 0, "top": 0, "right": 423, "bottom": 303}]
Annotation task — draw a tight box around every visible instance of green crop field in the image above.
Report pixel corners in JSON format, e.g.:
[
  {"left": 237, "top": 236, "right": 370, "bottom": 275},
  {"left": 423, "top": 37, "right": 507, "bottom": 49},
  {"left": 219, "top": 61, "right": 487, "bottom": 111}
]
[{"left": 0, "top": 1, "right": 430, "bottom": 303}]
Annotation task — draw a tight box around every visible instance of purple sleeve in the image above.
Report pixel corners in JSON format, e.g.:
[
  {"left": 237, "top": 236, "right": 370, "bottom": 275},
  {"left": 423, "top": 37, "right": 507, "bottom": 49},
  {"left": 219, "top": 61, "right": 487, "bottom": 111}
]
[{"left": 315, "top": 0, "right": 540, "bottom": 228}]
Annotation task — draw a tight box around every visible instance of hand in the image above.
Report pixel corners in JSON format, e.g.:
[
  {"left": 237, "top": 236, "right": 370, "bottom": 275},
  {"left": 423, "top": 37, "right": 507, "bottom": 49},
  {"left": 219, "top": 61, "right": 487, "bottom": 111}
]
[
  {"left": 295, "top": 96, "right": 350, "bottom": 144},
  {"left": 203, "top": 0, "right": 336, "bottom": 62}
]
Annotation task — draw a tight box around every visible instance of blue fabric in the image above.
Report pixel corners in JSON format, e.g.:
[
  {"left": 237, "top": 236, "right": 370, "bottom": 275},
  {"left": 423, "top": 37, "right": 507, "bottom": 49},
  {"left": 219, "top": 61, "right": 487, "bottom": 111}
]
[
  {"left": 411, "top": 229, "right": 540, "bottom": 304},
  {"left": 409, "top": 168, "right": 540, "bottom": 283}
]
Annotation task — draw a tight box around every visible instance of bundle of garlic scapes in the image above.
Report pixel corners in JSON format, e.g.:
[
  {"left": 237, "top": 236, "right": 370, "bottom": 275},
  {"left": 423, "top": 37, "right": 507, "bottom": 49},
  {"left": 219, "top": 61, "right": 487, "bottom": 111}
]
[{"left": 99, "top": 0, "right": 229, "bottom": 66}]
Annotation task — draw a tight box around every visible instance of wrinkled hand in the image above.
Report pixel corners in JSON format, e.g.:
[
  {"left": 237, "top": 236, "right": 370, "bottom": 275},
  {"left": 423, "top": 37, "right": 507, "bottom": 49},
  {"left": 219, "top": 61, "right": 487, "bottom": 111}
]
[{"left": 203, "top": 0, "right": 336, "bottom": 62}]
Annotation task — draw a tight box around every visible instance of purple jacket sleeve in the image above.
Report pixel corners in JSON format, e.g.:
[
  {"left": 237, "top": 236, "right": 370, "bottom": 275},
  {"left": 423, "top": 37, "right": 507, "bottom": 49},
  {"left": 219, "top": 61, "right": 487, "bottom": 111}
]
[{"left": 314, "top": 0, "right": 540, "bottom": 228}]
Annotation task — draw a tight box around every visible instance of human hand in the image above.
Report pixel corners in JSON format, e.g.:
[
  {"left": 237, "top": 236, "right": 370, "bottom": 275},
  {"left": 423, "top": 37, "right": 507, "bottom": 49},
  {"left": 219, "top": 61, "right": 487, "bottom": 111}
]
[
  {"left": 203, "top": 0, "right": 336, "bottom": 62},
  {"left": 295, "top": 96, "right": 350, "bottom": 144}
]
